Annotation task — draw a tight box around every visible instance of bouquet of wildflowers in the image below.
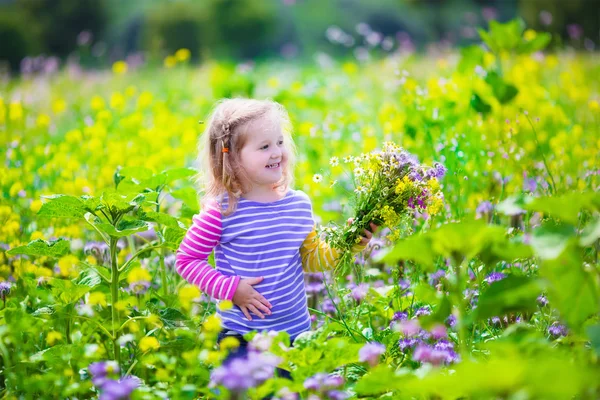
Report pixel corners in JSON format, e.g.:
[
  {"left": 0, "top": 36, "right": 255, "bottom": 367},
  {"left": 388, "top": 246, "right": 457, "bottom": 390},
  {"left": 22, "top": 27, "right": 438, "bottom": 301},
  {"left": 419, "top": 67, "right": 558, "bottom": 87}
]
[{"left": 322, "top": 142, "right": 446, "bottom": 277}]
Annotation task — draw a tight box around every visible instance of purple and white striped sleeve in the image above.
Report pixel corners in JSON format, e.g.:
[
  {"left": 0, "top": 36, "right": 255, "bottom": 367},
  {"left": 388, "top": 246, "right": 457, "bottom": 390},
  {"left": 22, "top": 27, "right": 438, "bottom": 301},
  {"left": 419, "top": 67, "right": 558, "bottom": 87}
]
[{"left": 175, "top": 203, "right": 240, "bottom": 301}]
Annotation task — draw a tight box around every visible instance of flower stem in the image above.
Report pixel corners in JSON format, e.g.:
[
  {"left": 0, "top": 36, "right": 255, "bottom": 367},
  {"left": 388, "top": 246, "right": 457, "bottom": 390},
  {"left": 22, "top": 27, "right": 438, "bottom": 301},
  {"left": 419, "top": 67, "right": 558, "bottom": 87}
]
[{"left": 109, "top": 236, "right": 121, "bottom": 365}]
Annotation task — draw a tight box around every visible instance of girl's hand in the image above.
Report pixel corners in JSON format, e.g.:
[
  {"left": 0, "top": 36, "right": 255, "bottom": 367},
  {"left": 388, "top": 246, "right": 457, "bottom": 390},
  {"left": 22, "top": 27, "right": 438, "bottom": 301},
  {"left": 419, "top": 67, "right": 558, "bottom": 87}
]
[
  {"left": 347, "top": 218, "right": 379, "bottom": 247},
  {"left": 232, "top": 277, "right": 273, "bottom": 321}
]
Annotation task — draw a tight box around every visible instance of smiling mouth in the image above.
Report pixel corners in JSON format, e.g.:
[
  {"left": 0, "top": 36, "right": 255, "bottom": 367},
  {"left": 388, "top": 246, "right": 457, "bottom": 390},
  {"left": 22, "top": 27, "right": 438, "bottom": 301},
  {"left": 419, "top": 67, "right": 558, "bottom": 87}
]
[{"left": 266, "top": 162, "right": 280, "bottom": 169}]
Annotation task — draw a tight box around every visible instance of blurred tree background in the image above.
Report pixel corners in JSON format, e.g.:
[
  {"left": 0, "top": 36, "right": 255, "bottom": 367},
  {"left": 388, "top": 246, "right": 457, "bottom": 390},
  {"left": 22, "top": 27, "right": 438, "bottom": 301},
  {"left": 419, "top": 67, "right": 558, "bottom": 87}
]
[{"left": 0, "top": 0, "right": 598, "bottom": 73}]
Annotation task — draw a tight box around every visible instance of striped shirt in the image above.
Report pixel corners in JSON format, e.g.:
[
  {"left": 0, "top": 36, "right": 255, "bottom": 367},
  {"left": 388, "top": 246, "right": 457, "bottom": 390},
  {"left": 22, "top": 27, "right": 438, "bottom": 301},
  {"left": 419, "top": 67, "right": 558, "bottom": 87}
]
[{"left": 175, "top": 189, "right": 365, "bottom": 339}]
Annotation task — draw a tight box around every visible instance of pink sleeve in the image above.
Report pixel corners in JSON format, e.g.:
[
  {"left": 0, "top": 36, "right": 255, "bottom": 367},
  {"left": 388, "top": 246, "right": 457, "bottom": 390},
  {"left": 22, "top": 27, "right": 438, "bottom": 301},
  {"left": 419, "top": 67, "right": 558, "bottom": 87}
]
[{"left": 175, "top": 202, "right": 240, "bottom": 301}]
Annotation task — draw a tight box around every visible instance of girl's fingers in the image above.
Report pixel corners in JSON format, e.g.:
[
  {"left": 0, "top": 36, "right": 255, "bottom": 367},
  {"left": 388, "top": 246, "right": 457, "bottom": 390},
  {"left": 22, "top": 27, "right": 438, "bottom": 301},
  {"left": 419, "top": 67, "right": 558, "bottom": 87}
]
[
  {"left": 363, "top": 229, "right": 372, "bottom": 239},
  {"left": 247, "top": 304, "right": 265, "bottom": 319},
  {"left": 370, "top": 222, "right": 379, "bottom": 232},
  {"left": 240, "top": 306, "right": 252, "bottom": 321},
  {"left": 255, "top": 293, "right": 272, "bottom": 308},
  {"left": 253, "top": 299, "right": 271, "bottom": 316}
]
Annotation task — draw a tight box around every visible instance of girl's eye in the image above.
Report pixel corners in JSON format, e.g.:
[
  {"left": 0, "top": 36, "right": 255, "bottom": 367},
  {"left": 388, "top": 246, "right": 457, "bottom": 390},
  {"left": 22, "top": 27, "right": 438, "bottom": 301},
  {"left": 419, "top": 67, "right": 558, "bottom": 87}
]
[
  {"left": 260, "top": 144, "right": 269, "bottom": 150},
  {"left": 278, "top": 140, "right": 284, "bottom": 145}
]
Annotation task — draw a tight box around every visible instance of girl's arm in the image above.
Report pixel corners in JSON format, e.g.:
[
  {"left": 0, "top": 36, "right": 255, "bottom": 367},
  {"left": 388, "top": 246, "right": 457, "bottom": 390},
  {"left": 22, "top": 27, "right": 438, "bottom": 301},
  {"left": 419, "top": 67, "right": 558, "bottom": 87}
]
[
  {"left": 300, "top": 224, "right": 367, "bottom": 273},
  {"left": 175, "top": 203, "right": 240, "bottom": 301}
]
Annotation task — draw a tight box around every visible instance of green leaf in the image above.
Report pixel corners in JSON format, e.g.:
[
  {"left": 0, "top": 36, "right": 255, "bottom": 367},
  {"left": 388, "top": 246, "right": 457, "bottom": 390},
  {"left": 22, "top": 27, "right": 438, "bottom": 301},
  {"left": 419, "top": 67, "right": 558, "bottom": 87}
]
[
  {"left": 485, "top": 71, "right": 519, "bottom": 104},
  {"left": 377, "top": 235, "right": 436, "bottom": 270},
  {"left": 518, "top": 32, "right": 551, "bottom": 54},
  {"left": 355, "top": 364, "right": 402, "bottom": 396},
  {"left": 7, "top": 238, "right": 70, "bottom": 258},
  {"left": 478, "top": 19, "right": 525, "bottom": 54},
  {"left": 163, "top": 167, "right": 196, "bottom": 184},
  {"left": 37, "top": 194, "right": 103, "bottom": 219},
  {"left": 171, "top": 187, "right": 200, "bottom": 212},
  {"left": 457, "top": 45, "right": 485, "bottom": 74},
  {"left": 540, "top": 241, "right": 599, "bottom": 331},
  {"left": 49, "top": 278, "right": 92, "bottom": 305},
  {"left": 525, "top": 191, "right": 600, "bottom": 225},
  {"left": 473, "top": 276, "right": 543, "bottom": 322},
  {"left": 138, "top": 210, "right": 186, "bottom": 230},
  {"left": 162, "top": 225, "right": 186, "bottom": 250},
  {"left": 101, "top": 189, "right": 145, "bottom": 215},
  {"left": 530, "top": 223, "right": 576, "bottom": 260},
  {"left": 495, "top": 194, "right": 528, "bottom": 216},
  {"left": 586, "top": 323, "right": 600, "bottom": 356},
  {"left": 97, "top": 216, "right": 150, "bottom": 238},
  {"left": 580, "top": 216, "right": 600, "bottom": 247},
  {"left": 470, "top": 93, "right": 492, "bottom": 114}
]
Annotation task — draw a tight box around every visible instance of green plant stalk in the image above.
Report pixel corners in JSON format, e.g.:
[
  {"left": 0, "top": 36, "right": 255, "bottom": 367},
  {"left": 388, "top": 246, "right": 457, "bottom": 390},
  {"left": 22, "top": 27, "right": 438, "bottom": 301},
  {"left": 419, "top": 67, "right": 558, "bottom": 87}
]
[
  {"left": 452, "top": 256, "right": 470, "bottom": 357},
  {"left": 159, "top": 247, "right": 169, "bottom": 298},
  {"left": 524, "top": 112, "right": 557, "bottom": 194},
  {"left": 109, "top": 236, "right": 121, "bottom": 365}
]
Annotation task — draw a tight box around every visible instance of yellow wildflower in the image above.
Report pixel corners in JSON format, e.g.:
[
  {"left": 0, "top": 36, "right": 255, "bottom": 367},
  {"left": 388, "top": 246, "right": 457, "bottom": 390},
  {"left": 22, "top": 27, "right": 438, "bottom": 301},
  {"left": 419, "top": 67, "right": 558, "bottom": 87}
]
[
  {"left": 112, "top": 61, "right": 128, "bottom": 75},
  {"left": 46, "top": 331, "right": 63, "bottom": 346},
  {"left": 127, "top": 267, "right": 152, "bottom": 284},
  {"left": 139, "top": 336, "right": 160, "bottom": 352},
  {"left": 175, "top": 48, "right": 191, "bottom": 62}
]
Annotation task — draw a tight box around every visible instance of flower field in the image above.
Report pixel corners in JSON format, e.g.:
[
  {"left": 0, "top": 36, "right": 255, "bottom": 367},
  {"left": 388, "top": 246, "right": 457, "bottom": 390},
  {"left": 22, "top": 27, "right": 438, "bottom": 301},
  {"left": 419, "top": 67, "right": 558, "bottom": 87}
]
[{"left": 1, "top": 21, "right": 600, "bottom": 399}]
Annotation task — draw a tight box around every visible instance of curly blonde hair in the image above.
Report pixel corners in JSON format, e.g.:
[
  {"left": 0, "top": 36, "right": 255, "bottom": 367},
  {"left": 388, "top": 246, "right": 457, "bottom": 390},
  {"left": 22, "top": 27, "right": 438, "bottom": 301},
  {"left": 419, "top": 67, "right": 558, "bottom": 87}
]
[{"left": 194, "top": 98, "right": 297, "bottom": 216}]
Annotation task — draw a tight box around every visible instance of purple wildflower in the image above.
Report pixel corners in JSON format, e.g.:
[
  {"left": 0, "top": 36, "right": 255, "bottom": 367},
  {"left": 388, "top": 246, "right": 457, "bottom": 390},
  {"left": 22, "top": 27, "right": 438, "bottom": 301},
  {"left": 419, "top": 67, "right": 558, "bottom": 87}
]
[
  {"left": 392, "top": 311, "right": 408, "bottom": 322},
  {"left": 412, "top": 344, "right": 446, "bottom": 366},
  {"left": 399, "top": 279, "right": 410, "bottom": 291},
  {"left": 358, "top": 342, "right": 386, "bottom": 367},
  {"left": 428, "top": 270, "right": 446, "bottom": 286},
  {"left": 398, "top": 337, "right": 421, "bottom": 352},
  {"left": 537, "top": 295, "right": 548, "bottom": 307},
  {"left": 306, "top": 282, "right": 325, "bottom": 294},
  {"left": 304, "top": 373, "right": 344, "bottom": 394},
  {"left": 475, "top": 201, "right": 494, "bottom": 220},
  {"left": 415, "top": 306, "right": 431, "bottom": 317},
  {"left": 485, "top": 272, "right": 506, "bottom": 284},
  {"left": 350, "top": 283, "right": 369, "bottom": 301},
  {"left": 88, "top": 361, "right": 120, "bottom": 388},
  {"left": 548, "top": 323, "right": 568, "bottom": 338},
  {"left": 127, "top": 281, "right": 151, "bottom": 295},
  {"left": 99, "top": 377, "right": 139, "bottom": 400},
  {"left": 446, "top": 314, "right": 457, "bottom": 328},
  {"left": 0, "top": 281, "right": 12, "bottom": 300},
  {"left": 430, "top": 324, "right": 447, "bottom": 340},
  {"left": 398, "top": 319, "right": 420, "bottom": 337},
  {"left": 211, "top": 351, "right": 282, "bottom": 393},
  {"left": 320, "top": 299, "right": 337, "bottom": 314}
]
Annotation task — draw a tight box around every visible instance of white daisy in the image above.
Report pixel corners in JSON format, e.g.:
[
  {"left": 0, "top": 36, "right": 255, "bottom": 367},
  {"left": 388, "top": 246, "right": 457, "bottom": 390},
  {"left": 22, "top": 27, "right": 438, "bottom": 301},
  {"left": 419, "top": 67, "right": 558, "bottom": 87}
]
[
  {"left": 354, "top": 167, "right": 365, "bottom": 177},
  {"left": 312, "top": 174, "right": 323, "bottom": 183},
  {"left": 329, "top": 156, "right": 339, "bottom": 167}
]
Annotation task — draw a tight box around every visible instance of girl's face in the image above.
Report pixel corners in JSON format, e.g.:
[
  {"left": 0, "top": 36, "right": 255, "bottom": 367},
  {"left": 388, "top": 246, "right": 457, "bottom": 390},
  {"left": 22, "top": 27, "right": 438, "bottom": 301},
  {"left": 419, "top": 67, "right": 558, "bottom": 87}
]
[{"left": 238, "top": 115, "right": 288, "bottom": 190}]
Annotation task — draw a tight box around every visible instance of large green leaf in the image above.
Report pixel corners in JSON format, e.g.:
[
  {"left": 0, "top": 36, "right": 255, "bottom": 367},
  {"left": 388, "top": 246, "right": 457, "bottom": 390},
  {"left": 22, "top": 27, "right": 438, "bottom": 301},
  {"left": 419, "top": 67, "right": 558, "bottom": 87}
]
[
  {"left": 485, "top": 71, "right": 519, "bottom": 104},
  {"left": 101, "top": 189, "right": 145, "bottom": 215},
  {"left": 525, "top": 191, "right": 600, "bottom": 225},
  {"left": 355, "top": 365, "right": 402, "bottom": 396},
  {"left": 539, "top": 241, "right": 599, "bottom": 331},
  {"left": 376, "top": 234, "right": 436, "bottom": 270},
  {"left": 49, "top": 278, "right": 92, "bottom": 305},
  {"left": 37, "top": 194, "right": 103, "bottom": 219},
  {"left": 530, "top": 223, "right": 576, "bottom": 260},
  {"left": 96, "top": 216, "right": 150, "bottom": 238},
  {"left": 138, "top": 210, "right": 186, "bottom": 230},
  {"left": 478, "top": 19, "right": 525, "bottom": 54},
  {"left": 518, "top": 32, "right": 551, "bottom": 54},
  {"left": 7, "top": 238, "right": 70, "bottom": 258},
  {"left": 472, "top": 276, "right": 543, "bottom": 322},
  {"left": 580, "top": 216, "right": 600, "bottom": 247},
  {"left": 470, "top": 93, "right": 492, "bottom": 114},
  {"left": 171, "top": 187, "right": 200, "bottom": 212}
]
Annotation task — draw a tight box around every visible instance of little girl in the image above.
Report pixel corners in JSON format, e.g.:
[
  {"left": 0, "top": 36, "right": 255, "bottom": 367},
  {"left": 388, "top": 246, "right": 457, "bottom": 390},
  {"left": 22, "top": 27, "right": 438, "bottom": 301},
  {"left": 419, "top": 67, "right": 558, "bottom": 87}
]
[{"left": 175, "top": 98, "right": 377, "bottom": 366}]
